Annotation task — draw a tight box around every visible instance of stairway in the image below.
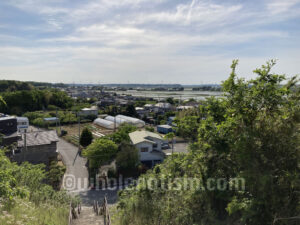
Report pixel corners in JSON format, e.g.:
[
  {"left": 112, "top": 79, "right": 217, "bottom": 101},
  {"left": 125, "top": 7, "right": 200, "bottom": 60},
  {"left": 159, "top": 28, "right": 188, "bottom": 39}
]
[{"left": 72, "top": 206, "right": 104, "bottom": 225}]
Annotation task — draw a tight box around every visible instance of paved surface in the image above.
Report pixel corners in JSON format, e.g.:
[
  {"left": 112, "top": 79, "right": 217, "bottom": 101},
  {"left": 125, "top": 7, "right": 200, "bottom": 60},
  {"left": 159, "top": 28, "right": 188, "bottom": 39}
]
[
  {"left": 57, "top": 138, "right": 118, "bottom": 206},
  {"left": 162, "top": 142, "right": 189, "bottom": 155}
]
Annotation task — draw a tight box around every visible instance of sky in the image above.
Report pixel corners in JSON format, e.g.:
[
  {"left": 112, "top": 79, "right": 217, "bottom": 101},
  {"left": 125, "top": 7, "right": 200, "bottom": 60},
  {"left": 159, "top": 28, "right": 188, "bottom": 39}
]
[{"left": 0, "top": 0, "right": 300, "bottom": 84}]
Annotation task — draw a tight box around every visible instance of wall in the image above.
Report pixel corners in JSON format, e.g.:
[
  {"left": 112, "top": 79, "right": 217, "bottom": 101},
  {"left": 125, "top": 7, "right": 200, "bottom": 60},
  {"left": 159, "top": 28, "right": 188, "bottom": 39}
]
[
  {"left": 13, "top": 142, "right": 58, "bottom": 166},
  {"left": 135, "top": 141, "right": 164, "bottom": 161}
]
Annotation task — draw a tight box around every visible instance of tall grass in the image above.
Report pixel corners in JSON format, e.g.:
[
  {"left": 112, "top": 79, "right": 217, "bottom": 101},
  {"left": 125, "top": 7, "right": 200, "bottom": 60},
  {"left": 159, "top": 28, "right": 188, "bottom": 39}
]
[{"left": 0, "top": 198, "right": 69, "bottom": 225}]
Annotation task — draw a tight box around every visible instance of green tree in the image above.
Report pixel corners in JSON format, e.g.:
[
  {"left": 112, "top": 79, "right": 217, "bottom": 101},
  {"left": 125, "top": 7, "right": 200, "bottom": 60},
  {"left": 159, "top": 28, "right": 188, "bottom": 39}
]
[
  {"left": 80, "top": 127, "right": 93, "bottom": 147},
  {"left": 117, "top": 60, "right": 300, "bottom": 225},
  {"left": 108, "top": 124, "right": 137, "bottom": 144},
  {"left": 0, "top": 95, "right": 6, "bottom": 107},
  {"left": 48, "top": 161, "right": 66, "bottom": 190},
  {"left": 164, "top": 132, "right": 175, "bottom": 152},
  {"left": 116, "top": 142, "right": 139, "bottom": 176},
  {"left": 83, "top": 138, "right": 118, "bottom": 168},
  {"left": 125, "top": 104, "right": 138, "bottom": 117},
  {"left": 166, "top": 97, "right": 174, "bottom": 105}
]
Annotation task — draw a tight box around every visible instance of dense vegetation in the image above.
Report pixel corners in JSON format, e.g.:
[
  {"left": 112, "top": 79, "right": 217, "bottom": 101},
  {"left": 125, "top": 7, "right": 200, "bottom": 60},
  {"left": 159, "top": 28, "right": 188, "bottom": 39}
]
[
  {"left": 0, "top": 80, "right": 66, "bottom": 92},
  {"left": 0, "top": 149, "right": 72, "bottom": 225},
  {"left": 0, "top": 89, "right": 74, "bottom": 115},
  {"left": 116, "top": 61, "right": 300, "bottom": 225}
]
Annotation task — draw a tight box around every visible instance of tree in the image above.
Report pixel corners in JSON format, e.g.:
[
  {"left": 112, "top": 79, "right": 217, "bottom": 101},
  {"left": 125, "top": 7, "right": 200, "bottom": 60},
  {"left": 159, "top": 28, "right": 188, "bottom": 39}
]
[
  {"left": 125, "top": 104, "right": 138, "bottom": 117},
  {"left": 83, "top": 138, "right": 118, "bottom": 168},
  {"left": 117, "top": 60, "right": 300, "bottom": 225},
  {"left": 116, "top": 142, "right": 139, "bottom": 176},
  {"left": 80, "top": 128, "right": 93, "bottom": 147},
  {"left": 48, "top": 161, "right": 66, "bottom": 190},
  {"left": 0, "top": 95, "right": 6, "bottom": 107},
  {"left": 108, "top": 124, "right": 137, "bottom": 144},
  {"left": 166, "top": 97, "right": 174, "bottom": 105},
  {"left": 164, "top": 132, "right": 175, "bottom": 153}
]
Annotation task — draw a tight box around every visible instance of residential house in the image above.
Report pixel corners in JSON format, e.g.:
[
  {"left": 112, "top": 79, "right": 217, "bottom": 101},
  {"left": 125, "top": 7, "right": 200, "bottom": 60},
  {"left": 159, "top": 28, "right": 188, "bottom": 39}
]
[
  {"left": 0, "top": 116, "right": 19, "bottom": 146},
  {"left": 80, "top": 106, "right": 98, "bottom": 117},
  {"left": 129, "top": 130, "right": 165, "bottom": 168}
]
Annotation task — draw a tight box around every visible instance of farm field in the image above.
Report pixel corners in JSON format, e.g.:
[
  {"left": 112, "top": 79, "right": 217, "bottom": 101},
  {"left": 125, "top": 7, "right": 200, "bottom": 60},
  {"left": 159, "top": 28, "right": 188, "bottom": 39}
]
[{"left": 59, "top": 122, "right": 113, "bottom": 146}]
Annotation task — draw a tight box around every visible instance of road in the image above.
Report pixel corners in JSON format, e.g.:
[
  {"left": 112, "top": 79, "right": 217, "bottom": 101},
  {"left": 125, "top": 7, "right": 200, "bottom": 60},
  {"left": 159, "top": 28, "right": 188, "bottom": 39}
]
[{"left": 57, "top": 138, "right": 118, "bottom": 206}]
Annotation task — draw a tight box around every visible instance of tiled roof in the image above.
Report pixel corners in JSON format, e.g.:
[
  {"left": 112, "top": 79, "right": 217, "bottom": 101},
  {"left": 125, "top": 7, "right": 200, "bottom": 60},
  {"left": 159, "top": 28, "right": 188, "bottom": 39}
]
[
  {"left": 129, "top": 130, "right": 162, "bottom": 145},
  {"left": 18, "top": 130, "right": 58, "bottom": 147}
]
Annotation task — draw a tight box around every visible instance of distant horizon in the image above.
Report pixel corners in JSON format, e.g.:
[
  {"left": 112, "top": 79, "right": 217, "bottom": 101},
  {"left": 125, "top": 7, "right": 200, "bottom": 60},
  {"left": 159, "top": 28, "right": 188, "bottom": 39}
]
[{"left": 0, "top": 78, "right": 222, "bottom": 86}]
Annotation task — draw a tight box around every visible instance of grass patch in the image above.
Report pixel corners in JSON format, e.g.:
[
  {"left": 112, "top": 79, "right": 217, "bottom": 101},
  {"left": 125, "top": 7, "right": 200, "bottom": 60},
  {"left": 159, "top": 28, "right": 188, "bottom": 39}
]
[{"left": 0, "top": 198, "right": 69, "bottom": 225}]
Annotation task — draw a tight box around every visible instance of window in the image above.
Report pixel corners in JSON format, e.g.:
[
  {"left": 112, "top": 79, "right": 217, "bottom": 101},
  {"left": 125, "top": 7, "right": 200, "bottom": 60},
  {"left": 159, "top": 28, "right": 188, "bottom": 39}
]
[
  {"left": 141, "top": 147, "right": 148, "bottom": 152},
  {"left": 153, "top": 143, "right": 157, "bottom": 148}
]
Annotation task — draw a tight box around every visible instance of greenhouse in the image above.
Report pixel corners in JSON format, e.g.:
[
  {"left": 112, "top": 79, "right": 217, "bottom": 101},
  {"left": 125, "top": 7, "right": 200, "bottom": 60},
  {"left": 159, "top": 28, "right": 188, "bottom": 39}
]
[
  {"left": 116, "top": 115, "right": 145, "bottom": 128},
  {"left": 93, "top": 118, "right": 116, "bottom": 130}
]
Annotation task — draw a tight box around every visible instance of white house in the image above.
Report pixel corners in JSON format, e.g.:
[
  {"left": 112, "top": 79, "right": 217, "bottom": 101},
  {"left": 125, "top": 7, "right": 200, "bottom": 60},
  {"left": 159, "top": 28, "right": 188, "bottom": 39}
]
[
  {"left": 129, "top": 130, "right": 165, "bottom": 168},
  {"left": 80, "top": 106, "right": 98, "bottom": 117}
]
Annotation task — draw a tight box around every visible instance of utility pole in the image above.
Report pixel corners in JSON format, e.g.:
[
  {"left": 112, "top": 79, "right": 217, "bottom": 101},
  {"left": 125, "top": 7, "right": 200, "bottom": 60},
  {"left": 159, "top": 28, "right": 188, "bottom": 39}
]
[
  {"left": 78, "top": 112, "right": 81, "bottom": 154},
  {"left": 55, "top": 108, "right": 58, "bottom": 134},
  {"left": 23, "top": 130, "right": 27, "bottom": 162}
]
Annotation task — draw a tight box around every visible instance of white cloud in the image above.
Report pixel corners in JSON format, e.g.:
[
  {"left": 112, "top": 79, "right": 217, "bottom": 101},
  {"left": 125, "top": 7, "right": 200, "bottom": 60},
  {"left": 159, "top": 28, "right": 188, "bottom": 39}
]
[
  {"left": 266, "top": 0, "right": 300, "bottom": 14},
  {"left": 136, "top": 0, "right": 242, "bottom": 26}
]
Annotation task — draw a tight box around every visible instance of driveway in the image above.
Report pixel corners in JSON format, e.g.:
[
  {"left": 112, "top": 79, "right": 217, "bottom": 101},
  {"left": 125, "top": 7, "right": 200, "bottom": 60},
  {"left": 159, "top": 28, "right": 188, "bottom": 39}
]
[{"left": 162, "top": 142, "right": 189, "bottom": 155}]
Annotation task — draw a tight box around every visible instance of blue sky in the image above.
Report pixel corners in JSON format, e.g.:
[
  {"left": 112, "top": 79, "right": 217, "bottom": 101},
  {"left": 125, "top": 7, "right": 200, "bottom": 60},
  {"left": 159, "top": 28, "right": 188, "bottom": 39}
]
[{"left": 0, "top": 0, "right": 300, "bottom": 84}]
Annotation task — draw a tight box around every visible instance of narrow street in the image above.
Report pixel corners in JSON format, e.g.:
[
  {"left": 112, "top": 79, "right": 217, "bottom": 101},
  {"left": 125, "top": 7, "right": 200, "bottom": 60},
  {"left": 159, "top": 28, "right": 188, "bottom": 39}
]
[{"left": 57, "top": 138, "right": 118, "bottom": 206}]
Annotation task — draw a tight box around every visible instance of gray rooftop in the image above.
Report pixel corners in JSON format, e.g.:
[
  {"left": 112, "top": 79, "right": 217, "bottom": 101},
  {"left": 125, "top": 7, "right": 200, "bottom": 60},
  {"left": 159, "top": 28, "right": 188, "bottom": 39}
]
[
  {"left": 18, "top": 130, "right": 59, "bottom": 147},
  {"left": 0, "top": 116, "right": 16, "bottom": 121},
  {"left": 129, "top": 130, "right": 162, "bottom": 145}
]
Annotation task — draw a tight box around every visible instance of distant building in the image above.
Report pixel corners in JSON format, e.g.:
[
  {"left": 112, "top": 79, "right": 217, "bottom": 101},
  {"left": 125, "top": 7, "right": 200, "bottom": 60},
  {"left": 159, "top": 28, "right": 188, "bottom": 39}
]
[
  {"left": 80, "top": 106, "right": 98, "bottom": 117},
  {"left": 135, "top": 107, "right": 148, "bottom": 118},
  {"left": 157, "top": 125, "right": 173, "bottom": 134},
  {"left": 129, "top": 130, "right": 165, "bottom": 168}
]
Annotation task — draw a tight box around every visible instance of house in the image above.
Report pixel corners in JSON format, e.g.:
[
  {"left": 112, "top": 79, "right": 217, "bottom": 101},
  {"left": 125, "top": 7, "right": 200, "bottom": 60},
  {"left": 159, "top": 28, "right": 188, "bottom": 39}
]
[
  {"left": 157, "top": 125, "right": 173, "bottom": 134},
  {"left": 129, "top": 130, "right": 165, "bottom": 168},
  {"left": 0, "top": 116, "right": 17, "bottom": 136},
  {"left": 135, "top": 107, "right": 148, "bottom": 118},
  {"left": 12, "top": 130, "right": 59, "bottom": 166},
  {"left": 0, "top": 116, "right": 19, "bottom": 146},
  {"left": 80, "top": 106, "right": 98, "bottom": 117}
]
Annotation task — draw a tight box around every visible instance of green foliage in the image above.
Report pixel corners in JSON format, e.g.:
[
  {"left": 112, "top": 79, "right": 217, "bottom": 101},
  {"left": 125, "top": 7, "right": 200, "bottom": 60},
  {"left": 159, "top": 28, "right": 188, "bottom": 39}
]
[
  {"left": 0, "top": 80, "right": 34, "bottom": 92},
  {"left": 0, "top": 149, "right": 72, "bottom": 208},
  {"left": 48, "top": 161, "right": 66, "bottom": 190},
  {"left": 107, "top": 124, "right": 137, "bottom": 144},
  {"left": 0, "top": 95, "right": 6, "bottom": 107},
  {"left": 145, "top": 126, "right": 155, "bottom": 132},
  {"left": 125, "top": 104, "right": 138, "bottom": 117},
  {"left": 166, "top": 97, "right": 175, "bottom": 105},
  {"left": 117, "top": 61, "right": 300, "bottom": 225},
  {"left": 83, "top": 138, "right": 118, "bottom": 168},
  {"left": 116, "top": 142, "right": 139, "bottom": 176},
  {"left": 0, "top": 89, "right": 73, "bottom": 115},
  {"left": 80, "top": 127, "right": 93, "bottom": 147}
]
